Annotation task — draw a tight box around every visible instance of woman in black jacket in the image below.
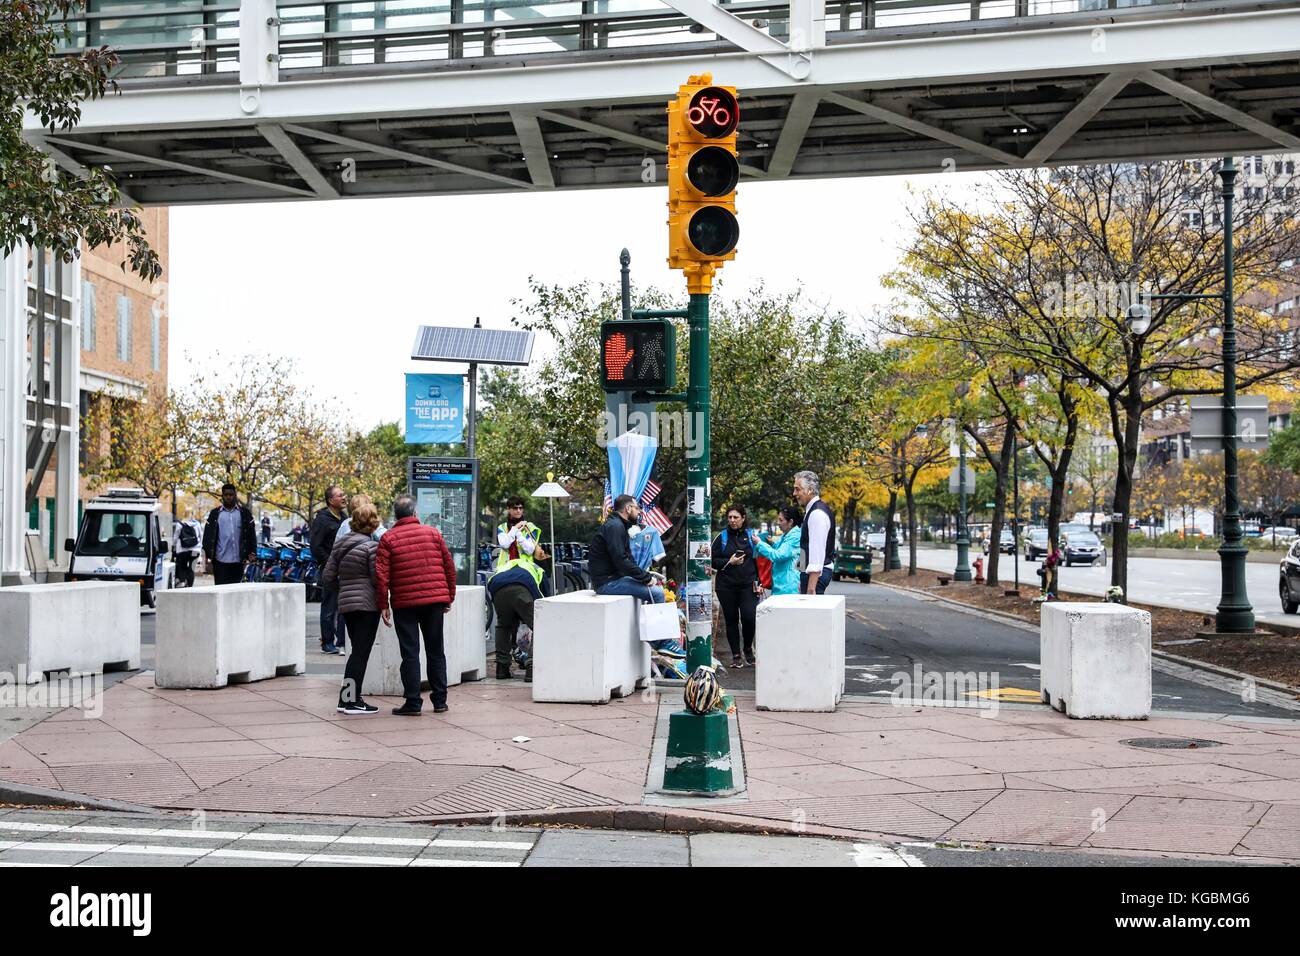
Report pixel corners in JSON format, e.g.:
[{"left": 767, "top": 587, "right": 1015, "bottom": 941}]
[{"left": 711, "top": 504, "right": 759, "bottom": 668}]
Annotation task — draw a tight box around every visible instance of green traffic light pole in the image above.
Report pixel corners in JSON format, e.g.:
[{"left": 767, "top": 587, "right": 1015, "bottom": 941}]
[
  {"left": 1137, "top": 157, "right": 1253, "bottom": 633},
  {"left": 634, "top": 290, "right": 735, "bottom": 793}
]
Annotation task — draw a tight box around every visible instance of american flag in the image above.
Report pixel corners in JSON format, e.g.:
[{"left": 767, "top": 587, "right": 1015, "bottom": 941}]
[
  {"left": 642, "top": 505, "right": 673, "bottom": 534},
  {"left": 641, "top": 479, "right": 662, "bottom": 505},
  {"left": 602, "top": 478, "right": 613, "bottom": 517}
]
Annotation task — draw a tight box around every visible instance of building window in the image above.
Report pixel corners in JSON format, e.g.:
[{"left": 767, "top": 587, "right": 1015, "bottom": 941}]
[
  {"left": 1254, "top": 156, "right": 1265, "bottom": 174},
  {"left": 80, "top": 280, "right": 96, "bottom": 352},
  {"left": 151, "top": 309, "right": 160, "bottom": 372},
  {"left": 116, "top": 295, "right": 132, "bottom": 362},
  {"left": 1182, "top": 211, "right": 1201, "bottom": 227}
]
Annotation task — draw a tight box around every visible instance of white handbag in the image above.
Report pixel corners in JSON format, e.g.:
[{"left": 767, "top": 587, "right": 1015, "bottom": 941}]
[{"left": 638, "top": 602, "right": 680, "bottom": 643}]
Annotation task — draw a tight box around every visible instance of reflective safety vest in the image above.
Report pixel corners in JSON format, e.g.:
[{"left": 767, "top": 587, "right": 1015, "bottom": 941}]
[{"left": 494, "top": 521, "right": 543, "bottom": 588}]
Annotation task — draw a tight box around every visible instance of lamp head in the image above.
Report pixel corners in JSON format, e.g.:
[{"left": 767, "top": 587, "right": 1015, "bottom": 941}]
[{"left": 1126, "top": 301, "right": 1152, "bottom": 336}]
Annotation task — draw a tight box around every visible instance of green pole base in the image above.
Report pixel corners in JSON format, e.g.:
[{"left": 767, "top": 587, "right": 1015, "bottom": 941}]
[
  {"left": 662, "top": 709, "right": 733, "bottom": 793},
  {"left": 1216, "top": 544, "right": 1255, "bottom": 634}
]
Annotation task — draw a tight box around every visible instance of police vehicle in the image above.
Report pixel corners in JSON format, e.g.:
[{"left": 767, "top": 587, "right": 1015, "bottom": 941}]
[{"left": 65, "top": 489, "right": 175, "bottom": 608}]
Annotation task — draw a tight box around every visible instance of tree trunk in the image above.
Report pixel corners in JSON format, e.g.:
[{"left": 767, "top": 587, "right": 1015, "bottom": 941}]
[
  {"left": 905, "top": 484, "right": 919, "bottom": 575},
  {"left": 1110, "top": 396, "right": 1143, "bottom": 598},
  {"left": 985, "top": 426, "right": 1014, "bottom": 587}
]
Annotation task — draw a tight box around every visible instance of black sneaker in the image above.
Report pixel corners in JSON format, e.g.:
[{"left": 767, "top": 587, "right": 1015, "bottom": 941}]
[
  {"left": 392, "top": 703, "right": 422, "bottom": 716},
  {"left": 433, "top": 704, "right": 449, "bottom": 714},
  {"left": 337, "top": 699, "right": 379, "bottom": 715}
]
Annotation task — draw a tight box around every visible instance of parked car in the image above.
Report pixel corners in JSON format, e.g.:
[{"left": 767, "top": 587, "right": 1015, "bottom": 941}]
[
  {"left": 1262, "top": 526, "right": 1298, "bottom": 542},
  {"left": 866, "top": 532, "right": 888, "bottom": 550},
  {"left": 1062, "top": 529, "right": 1106, "bottom": 567},
  {"left": 1279, "top": 540, "right": 1300, "bottom": 613},
  {"left": 1024, "top": 528, "right": 1050, "bottom": 562},
  {"left": 984, "top": 528, "right": 1016, "bottom": 555},
  {"left": 64, "top": 488, "right": 175, "bottom": 608}
]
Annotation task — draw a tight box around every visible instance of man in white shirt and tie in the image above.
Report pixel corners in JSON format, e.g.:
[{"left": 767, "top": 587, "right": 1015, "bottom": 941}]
[{"left": 794, "top": 470, "right": 836, "bottom": 595}]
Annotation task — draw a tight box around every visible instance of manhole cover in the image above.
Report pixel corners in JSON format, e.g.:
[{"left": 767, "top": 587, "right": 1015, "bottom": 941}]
[{"left": 1121, "top": 737, "right": 1222, "bottom": 750}]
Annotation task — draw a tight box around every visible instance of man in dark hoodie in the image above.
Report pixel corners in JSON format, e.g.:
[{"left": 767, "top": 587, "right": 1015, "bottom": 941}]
[{"left": 588, "top": 495, "right": 664, "bottom": 604}]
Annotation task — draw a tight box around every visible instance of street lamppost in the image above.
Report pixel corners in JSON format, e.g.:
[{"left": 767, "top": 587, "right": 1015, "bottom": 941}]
[
  {"left": 953, "top": 382, "right": 972, "bottom": 582},
  {"left": 1129, "top": 156, "right": 1253, "bottom": 633}
]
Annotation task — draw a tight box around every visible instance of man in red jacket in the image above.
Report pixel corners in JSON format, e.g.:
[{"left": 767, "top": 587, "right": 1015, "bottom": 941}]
[{"left": 376, "top": 495, "right": 458, "bottom": 716}]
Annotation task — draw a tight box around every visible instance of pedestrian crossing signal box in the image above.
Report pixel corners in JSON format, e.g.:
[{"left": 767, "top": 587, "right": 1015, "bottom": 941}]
[
  {"left": 408, "top": 456, "right": 479, "bottom": 585},
  {"left": 600, "top": 320, "right": 677, "bottom": 392}
]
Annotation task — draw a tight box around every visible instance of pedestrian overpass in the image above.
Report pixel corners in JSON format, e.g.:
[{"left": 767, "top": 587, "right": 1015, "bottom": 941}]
[
  {"left": 5, "top": 0, "right": 1300, "bottom": 579},
  {"left": 26, "top": 0, "right": 1300, "bottom": 202}
]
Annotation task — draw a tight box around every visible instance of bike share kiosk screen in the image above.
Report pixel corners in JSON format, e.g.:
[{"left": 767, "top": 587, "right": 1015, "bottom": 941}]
[{"left": 408, "top": 457, "right": 478, "bottom": 585}]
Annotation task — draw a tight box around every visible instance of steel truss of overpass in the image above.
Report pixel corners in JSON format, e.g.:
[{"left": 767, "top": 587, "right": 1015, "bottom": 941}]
[{"left": 24, "top": 0, "right": 1300, "bottom": 204}]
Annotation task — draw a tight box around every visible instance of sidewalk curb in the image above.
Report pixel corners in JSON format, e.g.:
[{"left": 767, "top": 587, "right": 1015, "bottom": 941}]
[
  {"left": 871, "top": 579, "right": 1300, "bottom": 699},
  {"left": 0, "top": 779, "right": 155, "bottom": 814}
]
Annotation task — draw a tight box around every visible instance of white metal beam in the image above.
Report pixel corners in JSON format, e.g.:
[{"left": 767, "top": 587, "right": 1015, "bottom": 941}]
[
  {"left": 41, "top": 136, "right": 317, "bottom": 197},
  {"left": 825, "top": 91, "right": 1022, "bottom": 167},
  {"left": 48, "top": 8, "right": 1300, "bottom": 134},
  {"left": 26, "top": 134, "right": 140, "bottom": 207},
  {"left": 281, "top": 125, "right": 533, "bottom": 189},
  {"left": 1024, "top": 72, "right": 1135, "bottom": 166},
  {"left": 510, "top": 111, "right": 554, "bottom": 189},
  {"left": 767, "top": 91, "right": 820, "bottom": 178},
  {"left": 256, "top": 123, "right": 340, "bottom": 198},
  {"left": 1139, "top": 70, "right": 1300, "bottom": 151},
  {"left": 536, "top": 110, "right": 766, "bottom": 178}
]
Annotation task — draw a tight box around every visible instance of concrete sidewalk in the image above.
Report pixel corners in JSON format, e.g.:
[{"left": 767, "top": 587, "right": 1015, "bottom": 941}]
[{"left": 2, "top": 673, "right": 1298, "bottom": 862}]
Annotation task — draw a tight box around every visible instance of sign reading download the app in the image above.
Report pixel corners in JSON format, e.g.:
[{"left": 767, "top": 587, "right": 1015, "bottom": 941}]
[{"left": 405, "top": 373, "right": 465, "bottom": 444}]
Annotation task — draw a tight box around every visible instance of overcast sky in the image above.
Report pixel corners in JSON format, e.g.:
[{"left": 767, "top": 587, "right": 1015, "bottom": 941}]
[{"left": 167, "top": 171, "right": 966, "bottom": 429}]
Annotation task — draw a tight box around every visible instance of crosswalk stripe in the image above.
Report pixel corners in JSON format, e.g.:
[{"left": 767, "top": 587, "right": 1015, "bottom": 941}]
[
  {"left": 409, "top": 858, "right": 521, "bottom": 867},
  {"left": 431, "top": 839, "right": 535, "bottom": 851}
]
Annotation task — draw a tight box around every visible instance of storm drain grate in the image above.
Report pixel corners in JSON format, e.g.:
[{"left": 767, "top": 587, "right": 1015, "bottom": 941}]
[{"left": 1121, "top": 737, "right": 1222, "bottom": 750}]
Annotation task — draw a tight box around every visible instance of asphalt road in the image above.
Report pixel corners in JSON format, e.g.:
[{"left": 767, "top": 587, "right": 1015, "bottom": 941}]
[
  {"left": 909, "top": 545, "right": 1294, "bottom": 627},
  {"left": 0, "top": 809, "right": 1239, "bottom": 867},
  {"left": 134, "top": 578, "right": 1293, "bottom": 718}
]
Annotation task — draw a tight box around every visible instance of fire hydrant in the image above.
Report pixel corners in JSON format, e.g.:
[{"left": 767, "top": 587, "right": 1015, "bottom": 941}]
[{"left": 973, "top": 556, "right": 985, "bottom": 583}]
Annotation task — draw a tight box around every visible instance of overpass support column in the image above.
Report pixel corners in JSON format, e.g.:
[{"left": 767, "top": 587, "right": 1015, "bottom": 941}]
[{"left": 1, "top": 252, "right": 29, "bottom": 582}]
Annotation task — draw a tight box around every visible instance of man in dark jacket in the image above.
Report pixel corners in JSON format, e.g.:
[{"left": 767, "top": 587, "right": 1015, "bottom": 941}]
[
  {"left": 588, "top": 495, "right": 664, "bottom": 603},
  {"left": 377, "top": 495, "right": 458, "bottom": 716},
  {"left": 202, "top": 483, "right": 257, "bottom": 585},
  {"left": 310, "top": 484, "right": 347, "bottom": 654}
]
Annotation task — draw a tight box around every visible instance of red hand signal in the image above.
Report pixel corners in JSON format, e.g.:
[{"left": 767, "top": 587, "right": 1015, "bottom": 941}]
[{"left": 604, "top": 332, "right": 635, "bottom": 381}]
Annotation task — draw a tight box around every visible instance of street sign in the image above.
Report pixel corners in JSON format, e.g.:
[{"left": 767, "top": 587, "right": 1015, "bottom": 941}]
[
  {"left": 1189, "top": 395, "right": 1270, "bottom": 453},
  {"left": 949, "top": 465, "right": 976, "bottom": 494}
]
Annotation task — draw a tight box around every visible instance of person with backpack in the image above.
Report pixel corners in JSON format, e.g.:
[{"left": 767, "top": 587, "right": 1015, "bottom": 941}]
[
  {"left": 711, "top": 504, "right": 759, "bottom": 668},
  {"left": 752, "top": 505, "right": 803, "bottom": 596},
  {"left": 172, "top": 513, "right": 203, "bottom": 587}
]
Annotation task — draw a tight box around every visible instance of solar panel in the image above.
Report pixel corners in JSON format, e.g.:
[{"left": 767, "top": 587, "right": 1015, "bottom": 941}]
[{"left": 411, "top": 326, "right": 535, "bottom": 366}]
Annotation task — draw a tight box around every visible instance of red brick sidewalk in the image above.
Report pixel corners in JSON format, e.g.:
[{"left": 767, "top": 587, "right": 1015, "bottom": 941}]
[{"left": 2, "top": 673, "right": 1298, "bottom": 861}]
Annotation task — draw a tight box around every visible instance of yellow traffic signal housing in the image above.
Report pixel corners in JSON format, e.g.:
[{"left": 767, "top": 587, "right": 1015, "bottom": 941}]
[{"left": 667, "top": 74, "right": 739, "bottom": 293}]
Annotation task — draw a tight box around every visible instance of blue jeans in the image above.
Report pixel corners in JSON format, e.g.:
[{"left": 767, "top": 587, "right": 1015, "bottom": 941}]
[
  {"left": 801, "top": 567, "right": 832, "bottom": 595},
  {"left": 597, "top": 577, "right": 664, "bottom": 604},
  {"left": 319, "top": 585, "right": 347, "bottom": 648}
]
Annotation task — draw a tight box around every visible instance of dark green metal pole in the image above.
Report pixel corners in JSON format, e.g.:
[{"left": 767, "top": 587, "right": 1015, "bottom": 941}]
[
  {"left": 1216, "top": 156, "right": 1255, "bottom": 634},
  {"left": 661, "top": 289, "right": 734, "bottom": 793}
]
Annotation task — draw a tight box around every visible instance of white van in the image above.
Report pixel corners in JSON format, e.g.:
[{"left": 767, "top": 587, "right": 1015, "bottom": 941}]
[{"left": 65, "top": 489, "right": 175, "bottom": 608}]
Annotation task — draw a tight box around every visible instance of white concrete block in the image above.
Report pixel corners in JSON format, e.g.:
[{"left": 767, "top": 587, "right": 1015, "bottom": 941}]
[
  {"left": 154, "top": 583, "right": 306, "bottom": 689},
  {"left": 531, "top": 590, "right": 651, "bottom": 704},
  {"left": 0, "top": 582, "right": 140, "bottom": 682},
  {"left": 755, "top": 594, "right": 846, "bottom": 712},
  {"left": 1040, "top": 602, "right": 1151, "bottom": 719},
  {"left": 349, "top": 588, "right": 486, "bottom": 697}
]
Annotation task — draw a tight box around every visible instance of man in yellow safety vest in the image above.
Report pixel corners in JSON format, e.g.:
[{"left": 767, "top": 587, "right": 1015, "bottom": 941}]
[{"left": 489, "top": 496, "right": 545, "bottom": 680}]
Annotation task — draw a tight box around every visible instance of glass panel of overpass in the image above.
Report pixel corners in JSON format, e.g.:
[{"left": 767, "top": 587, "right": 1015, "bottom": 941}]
[{"left": 53, "top": 0, "right": 1176, "bottom": 78}]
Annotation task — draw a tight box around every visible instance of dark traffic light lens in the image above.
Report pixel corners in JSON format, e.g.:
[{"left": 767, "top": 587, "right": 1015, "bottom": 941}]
[
  {"left": 686, "top": 87, "right": 740, "bottom": 138},
  {"left": 686, "top": 146, "right": 739, "bottom": 197},
  {"left": 687, "top": 206, "right": 739, "bottom": 257}
]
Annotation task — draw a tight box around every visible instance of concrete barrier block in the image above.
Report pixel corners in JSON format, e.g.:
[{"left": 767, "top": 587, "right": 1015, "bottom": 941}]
[
  {"left": 1040, "top": 602, "right": 1151, "bottom": 719},
  {"left": 155, "top": 583, "right": 306, "bottom": 689},
  {"left": 755, "top": 594, "right": 846, "bottom": 712},
  {"left": 351, "top": 589, "right": 486, "bottom": 697},
  {"left": 531, "top": 591, "right": 650, "bottom": 704},
  {"left": 0, "top": 582, "right": 140, "bottom": 682}
]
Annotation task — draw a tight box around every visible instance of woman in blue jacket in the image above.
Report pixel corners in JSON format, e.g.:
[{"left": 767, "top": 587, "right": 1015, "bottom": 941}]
[{"left": 752, "top": 506, "right": 803, "bottom": 596}]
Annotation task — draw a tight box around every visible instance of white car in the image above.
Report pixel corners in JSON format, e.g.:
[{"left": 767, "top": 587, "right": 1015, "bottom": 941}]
[
  {"left": 866, "top": 532, "right": 888, "bottom": 550},
  {"left": 65, "top": 488, "right": 175, "bottom": 608},
  {"left": 1262, "top": 527, "right": 1298, "bottom": 541}
]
